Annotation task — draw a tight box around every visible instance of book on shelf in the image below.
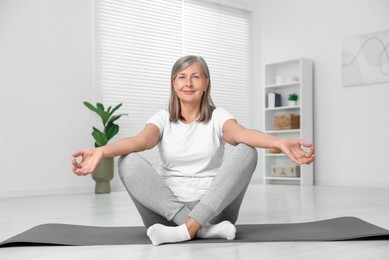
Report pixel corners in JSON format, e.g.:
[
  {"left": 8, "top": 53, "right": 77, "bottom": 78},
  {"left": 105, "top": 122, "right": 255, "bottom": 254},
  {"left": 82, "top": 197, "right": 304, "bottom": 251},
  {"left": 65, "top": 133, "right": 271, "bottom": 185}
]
[{"left": 267, "top": 92, "right": 281, "bottom": 108}]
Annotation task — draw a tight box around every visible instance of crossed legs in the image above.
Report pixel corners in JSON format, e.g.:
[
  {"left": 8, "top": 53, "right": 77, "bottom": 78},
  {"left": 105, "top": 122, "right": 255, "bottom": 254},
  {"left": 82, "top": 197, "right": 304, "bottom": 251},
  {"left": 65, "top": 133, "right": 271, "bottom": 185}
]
[{"left": 118, "top": 143, "right": 258, "bottom": 245}]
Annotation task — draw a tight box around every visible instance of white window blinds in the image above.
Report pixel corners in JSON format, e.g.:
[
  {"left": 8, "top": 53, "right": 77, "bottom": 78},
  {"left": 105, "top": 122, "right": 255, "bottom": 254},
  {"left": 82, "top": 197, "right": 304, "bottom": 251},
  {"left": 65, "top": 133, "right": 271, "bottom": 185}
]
[{"left": 95, "top": 0, "right": 251, "bottom": 161}]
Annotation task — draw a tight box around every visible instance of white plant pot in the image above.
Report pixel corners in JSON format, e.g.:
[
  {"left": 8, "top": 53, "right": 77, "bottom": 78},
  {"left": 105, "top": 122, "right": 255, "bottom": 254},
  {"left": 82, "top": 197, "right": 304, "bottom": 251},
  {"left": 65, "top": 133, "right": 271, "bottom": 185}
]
[{"left": 288, "top": 100, "right": 297, "bottom": 106}]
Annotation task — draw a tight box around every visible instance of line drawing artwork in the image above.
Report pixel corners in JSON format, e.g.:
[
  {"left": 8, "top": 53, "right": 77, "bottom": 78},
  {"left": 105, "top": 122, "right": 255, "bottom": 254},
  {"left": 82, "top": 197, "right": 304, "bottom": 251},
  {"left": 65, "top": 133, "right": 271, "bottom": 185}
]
[{"left": 342, "top": 29, "right": 389, "bottom": 87}]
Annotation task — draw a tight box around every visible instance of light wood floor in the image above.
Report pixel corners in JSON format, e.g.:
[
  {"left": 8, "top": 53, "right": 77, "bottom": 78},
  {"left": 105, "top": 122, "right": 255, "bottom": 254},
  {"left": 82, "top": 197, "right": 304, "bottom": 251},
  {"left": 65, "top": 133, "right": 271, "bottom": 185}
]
[{"left": 1, "top": 184, "right": 389, "bottom": 260}]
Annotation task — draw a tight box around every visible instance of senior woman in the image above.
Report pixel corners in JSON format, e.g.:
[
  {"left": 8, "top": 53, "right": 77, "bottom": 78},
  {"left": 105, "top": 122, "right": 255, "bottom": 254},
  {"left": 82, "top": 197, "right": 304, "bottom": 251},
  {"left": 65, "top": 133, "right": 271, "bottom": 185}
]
[{"left": 71, "top": 55, "right": 314, "bottom": 245}]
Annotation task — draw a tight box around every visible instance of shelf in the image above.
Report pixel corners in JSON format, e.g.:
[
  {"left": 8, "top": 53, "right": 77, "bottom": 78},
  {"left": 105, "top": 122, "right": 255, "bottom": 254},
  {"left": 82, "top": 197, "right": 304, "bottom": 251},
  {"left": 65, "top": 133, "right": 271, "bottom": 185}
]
[
  {"left": 265, "top": 82, "right": 300, "bottom": 89},
  {"left": 265, "top": 153, "right": 286, "bottom": 157},
  {"left": 265, "top": 105, "right": 300, "bottom": 111},
  {"left": 263, "top": 58, "right": 314, "bottom": 186},
  {"left": 265, "top": 129, "right": 300, "bottom": 134},
  {"left": 265, "top": 176, "right": 301, "bottom": 181}
]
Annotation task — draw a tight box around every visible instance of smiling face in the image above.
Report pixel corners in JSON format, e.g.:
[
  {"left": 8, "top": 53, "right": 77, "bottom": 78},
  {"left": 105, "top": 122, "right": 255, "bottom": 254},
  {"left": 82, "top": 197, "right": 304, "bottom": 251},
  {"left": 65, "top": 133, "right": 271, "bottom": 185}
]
[{"left": 171, "top": 62, "right": 209, "bottom": 105}]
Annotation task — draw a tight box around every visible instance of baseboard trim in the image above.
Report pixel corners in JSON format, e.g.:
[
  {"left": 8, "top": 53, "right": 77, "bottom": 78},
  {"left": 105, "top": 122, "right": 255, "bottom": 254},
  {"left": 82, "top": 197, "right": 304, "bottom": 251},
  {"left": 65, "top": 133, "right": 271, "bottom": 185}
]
[{"left": 0, "top": 185, "right": 126, "bottom": 199}]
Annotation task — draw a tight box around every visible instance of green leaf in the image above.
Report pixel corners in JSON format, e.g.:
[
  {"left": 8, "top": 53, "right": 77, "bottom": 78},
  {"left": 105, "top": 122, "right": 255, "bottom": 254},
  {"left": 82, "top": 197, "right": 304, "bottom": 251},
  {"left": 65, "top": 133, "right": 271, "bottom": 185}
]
[
  {"left": 96, "top": 103, "right": 105, "bottom": 111},
  {"left": 108, "top": 103, "right": 123, "bottom": 118},
  {"left": 94, "top": 103, "right": 110, "bottom": 125},
  {"left": 84, "top": 101, "right": 104, "bottom": 119},
  {"left": 83, "top": 102, "right": 98, "bottom": 113},
  {"left": 92, "top": 127, "right": 108, "bottom": 147},
  {"left": 90, "top": 103, "right": 107, "bottom": 126},
  {"left": 105, "top": 123, "right": 119, "bottom": 142},
  {"left": 92, "top": 126, "right": 103, "bottom": 133},
  {"left": 101, "top": 111, "right": 110, "bottom": 126},
  {"left": 106, "top": 113, "right": 127, "bottom": 126}
]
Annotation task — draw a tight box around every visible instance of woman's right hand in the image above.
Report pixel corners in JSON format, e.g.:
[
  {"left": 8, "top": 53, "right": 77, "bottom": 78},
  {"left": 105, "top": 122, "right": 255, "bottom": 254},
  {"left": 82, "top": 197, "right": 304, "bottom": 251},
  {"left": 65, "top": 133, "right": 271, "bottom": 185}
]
[{"left": 71, "top": 148, "right": 104, "bottom": 176}]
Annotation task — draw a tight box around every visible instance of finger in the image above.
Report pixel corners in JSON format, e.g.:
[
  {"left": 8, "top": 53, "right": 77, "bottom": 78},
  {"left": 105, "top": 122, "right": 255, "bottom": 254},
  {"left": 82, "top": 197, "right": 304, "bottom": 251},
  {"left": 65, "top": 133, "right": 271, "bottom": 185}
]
[
  {"left": 77, "top": 164, "right": 95, "bottom": 175},
  {"left": 300, "top": 154, "right": 315, "bottom": 165},
  {"left": 75, "top": 168, "right": 88, "bottom": 176},
  {"left": 305, "top": 147, "right": 314, "bottom": 158},
  {"left": 299, "top": 139, "right": 313, "bottom": 148},
  {"left": 73, "top": 167, "right": 88, "bottom": 176},
  {"left": 72, "top": 150, "right": 86, "bottom": 158},
  {"left": 71, "top": 156, "right": 81, "bottom": 167},
  {"left": 297, "top": 147, "right": 308, "bottom": 157},
  {"left": 293, "top": 146, "right": 307, "bottom": 159},
  {"left": 286, "top": 147, "right": 304, "bottom": 163},
  {"left": 290, "top": 150, "right": 312, "bottom": 164},
  {"left": 287, "top": 152, "right": 302, "bottom": 165}
]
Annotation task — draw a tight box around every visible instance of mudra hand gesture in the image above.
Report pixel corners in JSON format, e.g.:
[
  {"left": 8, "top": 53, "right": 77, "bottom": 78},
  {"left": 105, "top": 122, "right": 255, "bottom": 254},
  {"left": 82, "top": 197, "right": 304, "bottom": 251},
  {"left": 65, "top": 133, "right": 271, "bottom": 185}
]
[
  {"left": 278, "top": 139, "right": 314, "bottom": 165},
  {"left": 71, "top": 149, "right": 103, "bottom": 176}
]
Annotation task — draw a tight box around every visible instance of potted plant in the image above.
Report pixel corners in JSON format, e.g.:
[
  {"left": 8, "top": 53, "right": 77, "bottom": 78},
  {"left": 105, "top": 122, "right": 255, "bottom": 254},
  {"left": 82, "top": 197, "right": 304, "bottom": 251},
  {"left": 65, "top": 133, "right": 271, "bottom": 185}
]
[
  {"left": 288, "top": 93, "right": 299, "bottom": 106},
  {"left": 83, "top": 102, "right": 127, "bottom": 194}
]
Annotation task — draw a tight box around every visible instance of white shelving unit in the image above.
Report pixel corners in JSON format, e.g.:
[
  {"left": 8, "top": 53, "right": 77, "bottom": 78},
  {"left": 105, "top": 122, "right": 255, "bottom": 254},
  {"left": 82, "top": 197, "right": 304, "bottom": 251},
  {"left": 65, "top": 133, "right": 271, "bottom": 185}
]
[{"left": 263, "top": 58, "right": 314, "bottom": 185}]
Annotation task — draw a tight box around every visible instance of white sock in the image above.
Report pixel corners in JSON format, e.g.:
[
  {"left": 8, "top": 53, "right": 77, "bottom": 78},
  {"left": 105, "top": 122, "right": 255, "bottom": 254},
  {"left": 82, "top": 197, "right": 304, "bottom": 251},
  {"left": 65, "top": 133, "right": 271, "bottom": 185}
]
[
  {"left": 146, "top": 223, "right": 191, "bottom": 246},
  {"left": 197, "top": 220, "right": 236, "bottom": 240}
]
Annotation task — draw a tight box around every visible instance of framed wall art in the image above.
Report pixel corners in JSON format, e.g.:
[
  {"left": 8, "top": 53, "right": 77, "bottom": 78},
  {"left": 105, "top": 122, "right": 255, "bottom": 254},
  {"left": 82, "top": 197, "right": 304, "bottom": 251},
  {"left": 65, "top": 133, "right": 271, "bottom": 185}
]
[{"left": 342, "top": 29, "right": 389, "bottom": 87}]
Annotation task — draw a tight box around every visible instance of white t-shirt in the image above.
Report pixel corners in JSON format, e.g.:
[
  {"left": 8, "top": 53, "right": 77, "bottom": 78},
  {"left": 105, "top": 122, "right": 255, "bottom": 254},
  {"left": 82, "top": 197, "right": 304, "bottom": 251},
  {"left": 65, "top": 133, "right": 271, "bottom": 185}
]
[{"left": 147, "top": 107, "right": 234, "bottom": 202}]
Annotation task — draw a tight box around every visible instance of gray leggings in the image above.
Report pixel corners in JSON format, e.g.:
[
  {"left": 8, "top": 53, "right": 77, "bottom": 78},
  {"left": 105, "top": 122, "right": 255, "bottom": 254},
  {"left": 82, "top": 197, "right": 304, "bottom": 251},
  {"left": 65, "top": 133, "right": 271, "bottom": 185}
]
[{"left": 118, "top": 143, "right": 257, "bottom": 228}]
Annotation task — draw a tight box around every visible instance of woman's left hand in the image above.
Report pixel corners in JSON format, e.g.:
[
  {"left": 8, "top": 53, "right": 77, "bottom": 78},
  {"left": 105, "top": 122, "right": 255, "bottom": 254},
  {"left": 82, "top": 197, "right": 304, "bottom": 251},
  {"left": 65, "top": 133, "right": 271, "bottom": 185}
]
[{"left": 277, "top": 139, "right": 314, "bottom": 165}]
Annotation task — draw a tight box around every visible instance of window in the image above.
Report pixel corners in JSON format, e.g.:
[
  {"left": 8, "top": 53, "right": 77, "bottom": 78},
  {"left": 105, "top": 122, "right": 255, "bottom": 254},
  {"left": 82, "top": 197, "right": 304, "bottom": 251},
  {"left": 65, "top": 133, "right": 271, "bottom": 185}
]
[{"left": 95, "top": 0, "right": 251, "bottom": 162}]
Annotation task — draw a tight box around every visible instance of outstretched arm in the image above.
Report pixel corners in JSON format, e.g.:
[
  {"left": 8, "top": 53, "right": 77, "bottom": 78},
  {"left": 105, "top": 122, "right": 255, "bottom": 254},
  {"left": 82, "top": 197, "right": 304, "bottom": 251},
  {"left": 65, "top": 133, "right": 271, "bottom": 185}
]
[
  {"left": 71, "top": 123, "right": 160, "bottom": 175},
  {"left": 223, "top": 119, "right": 314, "bottom": 165}
]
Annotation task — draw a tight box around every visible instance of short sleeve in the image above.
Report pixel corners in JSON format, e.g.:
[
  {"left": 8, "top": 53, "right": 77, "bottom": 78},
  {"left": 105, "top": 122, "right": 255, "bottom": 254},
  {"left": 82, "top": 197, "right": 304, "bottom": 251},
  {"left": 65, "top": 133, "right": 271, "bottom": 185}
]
[
  {"left": 213, "top": 107, "right": 235, "bottom": 137},
  {"left": 146, "top": 109, "right": 168, "bottom": 137}
]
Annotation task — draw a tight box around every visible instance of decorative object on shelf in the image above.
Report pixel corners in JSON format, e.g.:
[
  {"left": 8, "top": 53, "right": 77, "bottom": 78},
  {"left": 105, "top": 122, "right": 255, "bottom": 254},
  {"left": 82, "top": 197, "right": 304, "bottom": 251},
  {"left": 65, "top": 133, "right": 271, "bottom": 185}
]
[
  {"left": 342, "top": 29, "right": 389, "bottom": 87},
  {"left": 267, "top": 92, "right": 281, "bottom": 108},
  {"left": 83, "top": 102, "right": 127, "bottom": 194},
  {"left": 288, "top": 92, "right": 299, "bottom": 106},
  {"left": 271, "top": 165, "right": 300, "bottom": 177},
  {"left": 275, "top": 75, "right": 299, "bottom": 85},
  {"left": 269, "top": 148, "right": 282, "bottom": 154},
  {"left": 274, "top": 114, "right": 300, "bottom": 130},
  {"left": 286, "top": 76, "right": 299, "bottom": 83},
  {"left": 275, "top": 75, "right": 286, "bottom": 84}
]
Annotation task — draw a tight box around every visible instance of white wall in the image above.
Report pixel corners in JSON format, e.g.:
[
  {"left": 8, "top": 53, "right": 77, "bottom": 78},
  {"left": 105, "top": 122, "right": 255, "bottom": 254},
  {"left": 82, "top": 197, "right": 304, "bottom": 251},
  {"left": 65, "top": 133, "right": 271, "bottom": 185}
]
[
  {"left": 0, "top": 0, "right": 263, "bottom": 197},
  {"left": 258, "top": 0, "right": 389, "bottom": 187},
  {"left": 1, "top": 0, "right": 388, "bottom": 198},
  {"left": 0, "top": 0, "right": 99, "bottom": 196}
]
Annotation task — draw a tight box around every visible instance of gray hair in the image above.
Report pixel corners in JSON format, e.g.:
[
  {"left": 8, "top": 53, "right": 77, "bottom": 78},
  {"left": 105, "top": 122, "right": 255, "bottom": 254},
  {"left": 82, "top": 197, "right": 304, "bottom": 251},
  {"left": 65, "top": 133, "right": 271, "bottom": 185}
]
[{"left": 168, "top": 55, "right": 216, "bottom": 123}]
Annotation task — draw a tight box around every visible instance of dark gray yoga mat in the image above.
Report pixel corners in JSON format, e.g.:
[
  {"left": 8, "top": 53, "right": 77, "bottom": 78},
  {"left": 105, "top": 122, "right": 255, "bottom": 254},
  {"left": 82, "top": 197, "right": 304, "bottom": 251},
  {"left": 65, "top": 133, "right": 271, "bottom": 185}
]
[{"left": 1, "top": 217, "right": 389, "bottom": 247}]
